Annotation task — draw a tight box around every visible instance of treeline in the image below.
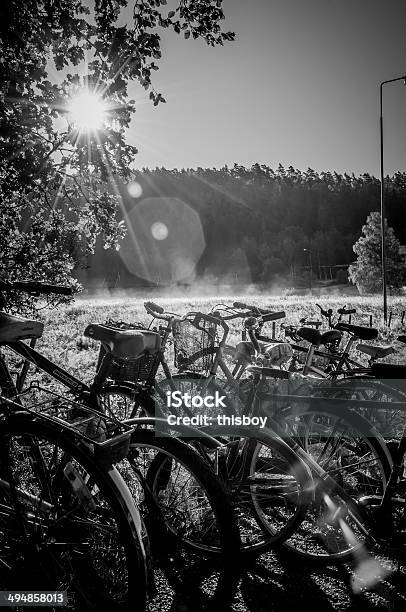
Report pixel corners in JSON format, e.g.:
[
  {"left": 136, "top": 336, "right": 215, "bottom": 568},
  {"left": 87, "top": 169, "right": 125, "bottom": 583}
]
[{"left": 80, "top": 165, "right": 406, "bottom": 287}]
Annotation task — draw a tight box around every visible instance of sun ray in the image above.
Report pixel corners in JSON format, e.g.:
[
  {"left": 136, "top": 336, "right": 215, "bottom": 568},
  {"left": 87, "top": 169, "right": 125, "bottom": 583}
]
[{"left": 93, "top": 131, "right": 152, "bottom": 281}]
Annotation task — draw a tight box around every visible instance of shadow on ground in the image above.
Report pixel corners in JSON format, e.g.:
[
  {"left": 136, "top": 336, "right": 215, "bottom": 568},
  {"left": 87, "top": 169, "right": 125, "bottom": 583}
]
[{"left": 148, "top": 549, "right": 406, "bottom": 612}]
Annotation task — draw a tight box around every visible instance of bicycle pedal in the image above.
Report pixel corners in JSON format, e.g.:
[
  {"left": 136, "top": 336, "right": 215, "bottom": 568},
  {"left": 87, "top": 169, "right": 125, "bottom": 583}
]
[{"left": 358, "top": 495, "right": 383, "bottom": 508}]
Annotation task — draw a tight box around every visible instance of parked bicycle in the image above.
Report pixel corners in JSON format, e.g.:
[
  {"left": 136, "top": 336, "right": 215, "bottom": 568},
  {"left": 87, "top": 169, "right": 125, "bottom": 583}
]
[
  {"left": 0, "top": 282, "right": 241, "bottom": 567},
  {"left": 0, "top": 280, "right": 151, "bottom": 610},
  {"left": 93, "top": 303, "right": 313, "bottom": 558},
  {"left": 152, "top": 304, "right": 402, "bottom": 563}
]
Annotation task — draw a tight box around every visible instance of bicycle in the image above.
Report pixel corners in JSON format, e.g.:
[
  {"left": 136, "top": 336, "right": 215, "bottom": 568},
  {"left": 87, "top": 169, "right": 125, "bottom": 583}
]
[
  {"left": 93, "top": 301, "right": 402, "bottom": 563},
  {"left": 93, "top": 304, "right": 313, "bottom": 558},
  {"left": 230, "top": 301, "right": 405, "bottom": 444},
  {"left": 0, "top": 281, "right": 152, "bottom": 610},
  {"left": 0, "top": 282, "right": 241, "bottom": 564},
  {"left": 154, "top": 305, "right": 399, "bottom": 562},
  {"left": 234, "top": 317, "right": 406, "bottom": 562},
  {"left": 283, "top": 306, "right": 406, "bottom": 440}
]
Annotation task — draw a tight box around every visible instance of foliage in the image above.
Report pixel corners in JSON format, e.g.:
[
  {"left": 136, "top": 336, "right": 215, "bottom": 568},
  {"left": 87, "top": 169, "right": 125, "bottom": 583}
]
[
  {"left": 81, "top": 165, "right": 406, "bottom": 288},
  {"left": 348, "top": 211, "right": 405, "bottom": 294},
  {"left": 0, "top": 0, "right": 234, "bottom": 309}
]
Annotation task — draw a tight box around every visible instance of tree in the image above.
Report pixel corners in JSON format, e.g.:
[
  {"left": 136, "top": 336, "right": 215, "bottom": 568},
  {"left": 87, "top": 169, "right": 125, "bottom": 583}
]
[
  {"left": 0, "top": 0, "right": 234, "bottom": 307},
  {"left": 348, "top": 211, "right": 405, "bottom": 294}
]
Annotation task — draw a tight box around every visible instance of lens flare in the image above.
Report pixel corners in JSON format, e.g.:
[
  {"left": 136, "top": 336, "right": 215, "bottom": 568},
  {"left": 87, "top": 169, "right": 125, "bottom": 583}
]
[
  {"left": 119, "top": 197, "right": 205, "bottom": 285},
  {"left": 127, "top": 182, "right": 143, "bottom": 198},
  {"left": 151, "top": 222, "right": 169, "bottom": 241},
  {"left": 351, "top": 558, "right": 390, "bottom": 593}
]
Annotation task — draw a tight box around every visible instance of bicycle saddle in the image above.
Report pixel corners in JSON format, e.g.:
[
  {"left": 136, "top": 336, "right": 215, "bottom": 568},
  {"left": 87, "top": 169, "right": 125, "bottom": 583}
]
[
  {"left": 371, "top": 362, "right": 406, "bottom": 379},
  {"left": 297, "top": 327, "right": 321, "bottom": 346},
  {"left": 84, "top": 324, "right": 160, "bottom": 359},
  {"left": 0, "top": 311, "right": 44, "bottom": 341},
  {"left": 335, "top": 322, "right": 378, "bottom": 341},
  {"left": 320, "top": 330, "right": 342, "bottom": 345},
  {"left": 357, "top": 344, "right": 395, "bottom": 360}
]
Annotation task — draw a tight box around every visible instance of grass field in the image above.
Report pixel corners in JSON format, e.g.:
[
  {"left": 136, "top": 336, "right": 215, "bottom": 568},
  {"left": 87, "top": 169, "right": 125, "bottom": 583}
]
[{"left": 26, "top": 294, "right": 406, "bottom": 389}]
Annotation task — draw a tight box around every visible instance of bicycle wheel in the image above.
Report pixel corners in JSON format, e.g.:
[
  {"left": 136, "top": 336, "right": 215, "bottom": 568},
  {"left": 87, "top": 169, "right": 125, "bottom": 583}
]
[
  {"left": 118, "top": 427, "right": 240, "bottom": 561},
  {"left": 101, "top": 389, "right": 310, "bottom": 557},
  {"left": 0, "top": 412, "right": 148, "bottom": 611},
  {"left": 173, "top": 345, "right": 250, "bottom": 414},
  {"left": 99, "top": 382, "right": 198, "bottom": 421},
  {"left": 277, "top": 401, "right": 392, "bottom": 562},
  {"left": 192, "top": 425, "right": 311, "bottom": 557},
  {"left": 330, "top": 378, "right": 406, "bottom": 443}
]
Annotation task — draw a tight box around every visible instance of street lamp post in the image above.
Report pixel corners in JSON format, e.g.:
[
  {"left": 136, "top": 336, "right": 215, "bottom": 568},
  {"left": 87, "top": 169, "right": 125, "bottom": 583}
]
[{"left": 379, "top": 75, "right": 406, "bottom": 325}]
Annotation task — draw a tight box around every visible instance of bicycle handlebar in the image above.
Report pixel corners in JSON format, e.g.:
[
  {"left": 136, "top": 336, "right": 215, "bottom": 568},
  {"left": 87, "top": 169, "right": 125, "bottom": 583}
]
[
  {"left": 338, "top": 306, "right": 356, "bottom": 315},
  {"left": 143, "top": 302, "right": 174, "bottom": 322},
  {"left": 316, "top": 303, "right": 333, "bottom": 318},
  {"left": 144, "top": 301, "right": 165, "bottom": 314},
  {"left": 232, "top": 302, "right": 285, "bottom": 321},
  {"left": 233, "top": 301, "right": 250, "bottom": 310},
  {"left": 233, "top": 301, "right": 272, "bottom": 313},
  {"left": 262, "top": 310, "right": 286, "bottom": 322},
  {"left": 233, "top": 301, "right": 269, "bottom": 314},
  {"left": 0, "top": 279, "right": 73, "bottom": 295},
  {"left": 192, "top": 312, "right": 228, "bottom": 331}
]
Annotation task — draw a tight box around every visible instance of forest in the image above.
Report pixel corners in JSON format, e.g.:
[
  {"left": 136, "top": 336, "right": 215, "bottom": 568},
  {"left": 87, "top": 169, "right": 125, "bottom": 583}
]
[{"left": 78, "top": 165, "right": 406, "bottom": 289}]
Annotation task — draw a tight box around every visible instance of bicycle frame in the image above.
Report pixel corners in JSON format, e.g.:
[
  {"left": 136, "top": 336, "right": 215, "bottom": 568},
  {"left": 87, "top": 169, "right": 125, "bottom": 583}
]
[{"left": 0, "top": 339, "right": 94, "bottom": 400}]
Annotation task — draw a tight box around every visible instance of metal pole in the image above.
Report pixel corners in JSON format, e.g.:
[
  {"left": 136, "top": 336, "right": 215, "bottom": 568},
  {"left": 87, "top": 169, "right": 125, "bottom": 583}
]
[
  {"left": 380, "top": 83, "right": 388, "bottom": 325},
  {"left": 379, "top": 75, "right": 406, "bottom": 325}
]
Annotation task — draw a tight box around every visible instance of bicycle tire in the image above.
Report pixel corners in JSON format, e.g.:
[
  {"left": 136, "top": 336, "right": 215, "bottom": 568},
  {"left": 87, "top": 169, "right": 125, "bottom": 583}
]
[
  {"left": 100, "top": 385, "right": 310, "bottom": 558},
  {"left": 177, "top": 344, "right": 248, "bottom": 381},
  {"left": 99, "top": 379, "right": 232, "bottom": 421},
  {"left": 276, "top": 400, "right": 392, "bottom": 562},
  {"left": 328, "top": 377, "right": 406, "bottom": 444},
  {"left": 0, "top": 412, "right": 149, "bottom": 611},
  {"left": 184, "top": 424, "right": 312, "bottom": 558},
  {"left": 123, "top": 428, "right": 240, "bottom": 561}
]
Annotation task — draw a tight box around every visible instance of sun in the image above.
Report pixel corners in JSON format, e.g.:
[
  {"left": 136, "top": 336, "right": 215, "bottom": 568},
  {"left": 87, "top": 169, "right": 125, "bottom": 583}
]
[{"left": 68, "top": 91, "right": 107, "bottom": 131}]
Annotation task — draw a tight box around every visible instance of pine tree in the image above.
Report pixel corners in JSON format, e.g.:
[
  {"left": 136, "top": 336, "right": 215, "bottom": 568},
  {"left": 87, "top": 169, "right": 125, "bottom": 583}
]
[{"left": 348, "top": 211, "right": 405, "bottom": 294}]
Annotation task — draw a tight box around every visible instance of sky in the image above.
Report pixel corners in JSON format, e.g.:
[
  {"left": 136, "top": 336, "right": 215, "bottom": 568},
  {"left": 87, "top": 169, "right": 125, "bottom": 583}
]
[{"left": 124, "top": 0, "right": 406, "bottom": 176}]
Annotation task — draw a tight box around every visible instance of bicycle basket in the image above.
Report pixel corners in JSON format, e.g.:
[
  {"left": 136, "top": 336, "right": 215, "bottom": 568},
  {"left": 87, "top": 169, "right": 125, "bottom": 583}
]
[
  {"left": 172, "top": 318, "right": 217, "bottom": 373},
  {"left": 96, "top": 319, "right": 164, "bottom": 385}
]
